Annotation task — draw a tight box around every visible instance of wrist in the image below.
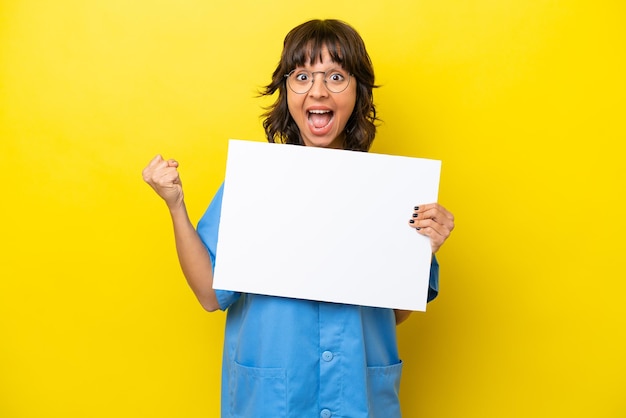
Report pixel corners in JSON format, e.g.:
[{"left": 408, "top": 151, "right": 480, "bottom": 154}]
[{"left": 167, "top": 199, "right": 187, "bottom": 217}]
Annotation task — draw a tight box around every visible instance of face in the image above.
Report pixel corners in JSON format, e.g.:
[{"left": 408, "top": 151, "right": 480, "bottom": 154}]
[{"left": 286, "top": 47, "right": 357, "bottom": 149}]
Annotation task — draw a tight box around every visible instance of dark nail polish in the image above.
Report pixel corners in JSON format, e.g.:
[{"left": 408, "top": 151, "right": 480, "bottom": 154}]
[
  {"left": 414, "top": 206, "right": 419, "bottom": 210},
  {"left": 412, "top": 213, "right": 418, "bottom": 218},
  {"left": 409, "top": 219, "right": 415, "bottom": 224},
  {"left": 416, "top": 227, "right": 421, "bottom": 230}
]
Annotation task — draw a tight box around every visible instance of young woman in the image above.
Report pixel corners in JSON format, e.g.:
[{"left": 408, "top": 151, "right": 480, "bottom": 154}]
[{"left": 143, "top": 19, "right": 454, "bottom": 418}]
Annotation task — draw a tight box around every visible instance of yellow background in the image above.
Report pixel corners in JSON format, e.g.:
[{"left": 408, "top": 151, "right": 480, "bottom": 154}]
[{"left": 1, "top": 1, "right": 624, "bottom": 417}]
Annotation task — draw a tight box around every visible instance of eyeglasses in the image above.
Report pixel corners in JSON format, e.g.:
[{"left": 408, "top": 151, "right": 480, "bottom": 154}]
[{"left": 284, "top": 69, "right": 352, "bottom": 94}]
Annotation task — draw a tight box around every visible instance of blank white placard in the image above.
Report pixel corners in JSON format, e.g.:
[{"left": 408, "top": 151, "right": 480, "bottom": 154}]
[{"left": 212, "top": 139, "right": 441, "bottom": 311}]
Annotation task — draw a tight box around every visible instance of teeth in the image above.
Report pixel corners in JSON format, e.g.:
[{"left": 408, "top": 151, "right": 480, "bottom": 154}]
[{"left": 308, "top": 110, "right": 331, "bottom": 114}]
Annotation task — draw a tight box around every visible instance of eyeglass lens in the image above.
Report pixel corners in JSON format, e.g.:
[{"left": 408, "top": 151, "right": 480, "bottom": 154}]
[{"left": 286, "top": 70, "right": 351, "bottom": 94}]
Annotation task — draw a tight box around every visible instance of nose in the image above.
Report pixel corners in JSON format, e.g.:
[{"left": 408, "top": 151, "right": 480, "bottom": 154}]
[{"left": 308, "top": 73, "right": 329, "bottom": 98}]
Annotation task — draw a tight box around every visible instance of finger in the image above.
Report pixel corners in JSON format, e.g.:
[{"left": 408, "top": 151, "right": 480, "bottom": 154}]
[
  {"left": 143, "top": 155, "right": 166, "bottom": 181},
  {"left": 412, "top": 203, "right": 450, "bottom": 219},
  {"left": 412, "top": 204, "right": 455, "bottom": 228},
  {"left": 154, "top": 166, "right": 181, "bottom": 186},
  {"left": 410, "top": 222, "right": 447, "bottom": 253},
  {"left": 409, "top": 217, "right": 450, "bottom": 238},
  {"left": 148, "top": 154, "right": 165, "bottom": 168},
  {"left": 166, "top": 170, "right": 182, "bottom": 186},
  {"left": 166, "top": 158, "right": 179, "bottom": 168},
  {"left": 144, "top": 164, "right": 175, "bottom": 188},
  {"left": 410, "top": 203, "right": 455, "bottom": 253},
  {"left": 409, "top": 213, "right": 452, "bottom": 242}
]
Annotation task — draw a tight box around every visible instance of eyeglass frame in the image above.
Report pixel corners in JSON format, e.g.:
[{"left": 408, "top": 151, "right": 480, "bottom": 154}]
[{"left": 283, "top": 69, "right": 353, "bottom": 94}]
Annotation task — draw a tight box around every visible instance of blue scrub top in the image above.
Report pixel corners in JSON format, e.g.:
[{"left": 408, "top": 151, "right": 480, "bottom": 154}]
[{"left": 198, "top": 183, "right": 439, "bottom": 418}]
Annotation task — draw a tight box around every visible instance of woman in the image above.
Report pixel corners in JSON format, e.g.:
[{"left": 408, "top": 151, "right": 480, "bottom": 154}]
[{"left": 143, "top": 19, "right": 454, "bottom": 418}]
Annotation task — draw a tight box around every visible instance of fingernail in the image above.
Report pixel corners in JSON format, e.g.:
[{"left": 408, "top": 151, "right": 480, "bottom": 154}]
[
  {"left": 416, "top": 227, "right": 421, "bottom": 230},
  {"left": 409, "top": 220, "right": 415, "bottom": 224},
  {"left": 414, "top": 206, "right": 419, "bottom": 210},
  {"left": 412, "top": 213, "right": 418, "bottom": 218}
]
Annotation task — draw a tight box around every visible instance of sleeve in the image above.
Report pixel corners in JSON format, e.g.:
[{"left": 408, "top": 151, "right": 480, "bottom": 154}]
[
  {"left": 427, "top": 254, "right": 439, "bottom": 303},
  {"left": 196, "top": 182, "right": 241, "bottom": 310}
]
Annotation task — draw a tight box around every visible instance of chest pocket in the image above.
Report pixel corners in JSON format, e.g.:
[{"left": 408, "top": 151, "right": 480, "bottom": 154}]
[
  {"left": 229, "top": 360, "right": 287, "bottom": 418},
  {"left": 366, "top": 361, "right": 403, "bottom": 418}
]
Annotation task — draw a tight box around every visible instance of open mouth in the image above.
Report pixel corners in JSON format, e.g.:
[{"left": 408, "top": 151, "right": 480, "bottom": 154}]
[{"left": 308, "top": 109, "right": 334, "bottom": 130}]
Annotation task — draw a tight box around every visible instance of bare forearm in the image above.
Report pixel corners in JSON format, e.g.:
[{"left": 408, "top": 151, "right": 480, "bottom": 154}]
[{"left": 169, "top": 203, "right": 220, "bottom": 312}]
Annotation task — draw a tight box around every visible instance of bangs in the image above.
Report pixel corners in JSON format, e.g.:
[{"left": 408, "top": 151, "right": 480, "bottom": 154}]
[
  {"left": 280, "top": 20, "right": 362, "bottom": 73},
  {"left": 289, "top": 39, "right": 345, "bottom": 68}
]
